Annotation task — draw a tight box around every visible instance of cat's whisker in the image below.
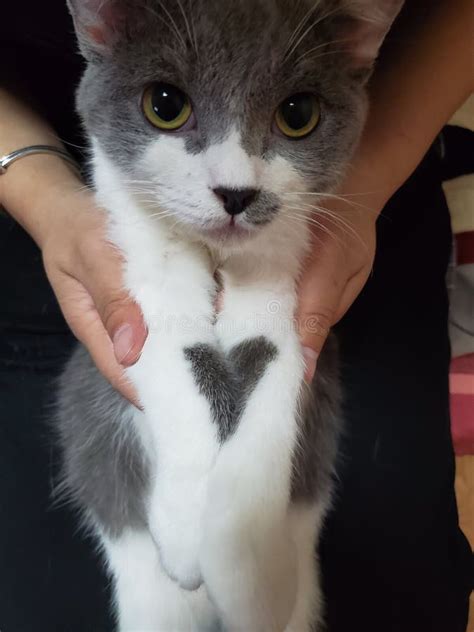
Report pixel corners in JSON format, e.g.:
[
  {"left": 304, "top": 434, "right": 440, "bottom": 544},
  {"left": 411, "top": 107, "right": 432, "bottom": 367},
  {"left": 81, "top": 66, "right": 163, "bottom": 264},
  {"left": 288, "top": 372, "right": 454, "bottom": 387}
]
[
  {"left": 129, "top": 190, "right": 159, "bottom": 197},
  {"left": 288, "top": 200, "right": 376, "bottom": 241},
  {"left": 175, "top": 0, "right": 198, "bottom": 57},
  {"left": 295, "top": 48, "right": 349, "bottom": 65},
  {"left": 293, "top": 37, "right": 352, "bottom": 66},
  {"left": 53, "top": 136, "right": 89, "bottom": 152},
  {"left": 295, "top": 40, "right": 354, "bottom": 65},
  {"left": 127, "top": 188, "right": 157, "bottom": 195},
  {"left": 169, "top": 217, "right": 184, "bottom": 233},
  {"left": 281, "top": 204, "right": 359, "bottom": 244},
  {"left": 290, "top": 213, "right": 342, "bottom": 240},
  {"left": 144, "top": 3, "right": 187, "bottom": 52},
  {"left": 283, "top": 204, "right": 370, "bottom": 253},
  {"left": 280, "top": 206, "right": 341, "bottom": 237},
  {"left": 283, "top": 192, "right": 375, "bottom": 212},
  {"left": 277, "top": 215, "right": 322, "bottom": 245},
  {"left": 277, "top": 213, "right": 331, "bottom": 248},
  {"left": 285, "top": 191, "right": 372, "bottom": 199},
  {"left": 308, "top": 212, "right": 364, "bottom": 246},
  {"left": 188, "top": 0, "right": 200, "bottom": 59},
  {"left": 122, "top": 178, "right": 157, "bottom": 185},
  {"left": 284, "top": 202, "right": 359, "bottom": 235},
  {"left": 284, "top": 5, "right": 344, "bottom": 62},
  {"left": 284, "top": 1, "right": 322, "bottom": 57},
  {"left": 141, "top": 204, "right": 169, "bottom": 212},
  {"left": 73, "top": 184, "right": 94, "bottom": 194},
  {"left": 148, "top": 211, "right": 174, "bottom": 221}
]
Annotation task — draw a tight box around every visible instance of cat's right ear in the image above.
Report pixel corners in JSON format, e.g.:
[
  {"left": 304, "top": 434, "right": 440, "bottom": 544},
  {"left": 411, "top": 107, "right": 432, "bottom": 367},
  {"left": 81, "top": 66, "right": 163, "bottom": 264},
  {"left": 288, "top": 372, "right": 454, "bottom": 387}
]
[
  {"left": 67, "top": 0, "right": 127, "bottom": 60},
  {"left": 341, "top": 0, "right": 405, "bottom": 73}
]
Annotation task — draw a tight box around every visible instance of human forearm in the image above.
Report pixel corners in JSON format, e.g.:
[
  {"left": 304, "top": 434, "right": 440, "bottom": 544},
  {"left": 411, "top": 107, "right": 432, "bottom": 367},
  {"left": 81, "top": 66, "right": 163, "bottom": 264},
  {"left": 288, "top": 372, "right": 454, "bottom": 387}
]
[
  {"left": 298, "top": 0, "right": 473, "bottom": 362},
  {"left": 0, "top": 87, "right": 145, "bottom": 402},
  {"left": 345, "top": 0, "right": 474, "bottom": 208},
  {"left": 0, "top": 88, "right": 82, "bottom": 248}
]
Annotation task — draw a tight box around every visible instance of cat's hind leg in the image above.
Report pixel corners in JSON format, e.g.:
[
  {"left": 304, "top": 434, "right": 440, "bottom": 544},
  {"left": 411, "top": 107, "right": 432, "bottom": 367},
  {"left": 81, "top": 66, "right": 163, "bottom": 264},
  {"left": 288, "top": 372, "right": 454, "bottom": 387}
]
[{"left": 103, "top": 528, "right": 219, "bottom": 632}]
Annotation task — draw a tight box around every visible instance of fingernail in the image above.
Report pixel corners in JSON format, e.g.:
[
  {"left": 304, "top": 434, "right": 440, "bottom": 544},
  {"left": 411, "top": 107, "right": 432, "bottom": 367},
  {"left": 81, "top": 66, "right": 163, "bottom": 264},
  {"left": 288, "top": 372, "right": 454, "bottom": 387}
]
[
  {"left": 113, "top": 324, "right": 134, "bottom": 365},
  {"left": 302, "top": 347, "right": 319, "bottom": 383}
]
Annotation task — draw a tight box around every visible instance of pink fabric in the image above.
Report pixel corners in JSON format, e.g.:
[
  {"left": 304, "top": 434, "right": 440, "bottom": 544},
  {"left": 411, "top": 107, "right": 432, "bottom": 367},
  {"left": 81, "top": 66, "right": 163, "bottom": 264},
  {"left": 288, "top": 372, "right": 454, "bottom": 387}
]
[{"left": 450, "top": 354, "right": 474, "bottom": 456}]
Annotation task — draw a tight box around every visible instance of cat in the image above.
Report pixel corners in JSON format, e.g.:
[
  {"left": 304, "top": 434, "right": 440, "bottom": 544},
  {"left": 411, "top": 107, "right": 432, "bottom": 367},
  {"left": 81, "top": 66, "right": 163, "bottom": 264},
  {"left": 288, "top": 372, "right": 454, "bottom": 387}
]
[{"left": 57, "top": 1, "right": 403, "bottom": 630}]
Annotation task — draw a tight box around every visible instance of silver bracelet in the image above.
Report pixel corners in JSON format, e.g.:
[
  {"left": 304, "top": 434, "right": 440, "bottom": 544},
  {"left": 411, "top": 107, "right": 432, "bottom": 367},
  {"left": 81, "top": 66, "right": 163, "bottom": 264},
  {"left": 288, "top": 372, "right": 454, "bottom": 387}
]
[{"left": 0, "top": 145, "right": 81, "bottom": 176}]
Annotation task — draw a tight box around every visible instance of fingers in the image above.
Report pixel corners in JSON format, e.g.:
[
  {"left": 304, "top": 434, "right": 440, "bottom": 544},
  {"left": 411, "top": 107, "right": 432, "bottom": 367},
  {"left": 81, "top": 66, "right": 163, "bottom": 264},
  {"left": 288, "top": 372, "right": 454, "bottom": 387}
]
[
  {"left": 296, "top": 205, "right": 377, "bottom": 383},
  {"left": 336, "top": 265, "right": 373, "bottom": 322},
  {"left": 297, "top": 256, "right": 374, "bottom": 384},
  {"left": 296, "top": 261, "right": 340, "bottom": 383},
  {"left": 96, "top": 293, "right": 147, "bottom": 367},
  {"left": 76, "top": 236, "right": 148, "bottom": 368},
  {"left": 76, "top": 308, "right": 142, "bottom": 408},
  {"left": 51, "top": 271, "right": 142, "bottom": 407}
]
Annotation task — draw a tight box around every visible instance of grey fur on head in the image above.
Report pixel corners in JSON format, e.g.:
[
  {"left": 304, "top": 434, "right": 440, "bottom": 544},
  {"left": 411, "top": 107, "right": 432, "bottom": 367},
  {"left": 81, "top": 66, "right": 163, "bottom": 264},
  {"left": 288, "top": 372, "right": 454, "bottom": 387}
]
[{"left": 68, "top": 0, "right": 402, "bottom": 193}]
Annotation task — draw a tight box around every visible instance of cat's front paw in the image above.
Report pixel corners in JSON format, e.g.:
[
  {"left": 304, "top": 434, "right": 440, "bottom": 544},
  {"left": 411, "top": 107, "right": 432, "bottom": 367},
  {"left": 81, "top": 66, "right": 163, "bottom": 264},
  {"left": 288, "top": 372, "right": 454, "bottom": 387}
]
[{"left": 150, "top": 487, "right": 204, "bottom": 591}]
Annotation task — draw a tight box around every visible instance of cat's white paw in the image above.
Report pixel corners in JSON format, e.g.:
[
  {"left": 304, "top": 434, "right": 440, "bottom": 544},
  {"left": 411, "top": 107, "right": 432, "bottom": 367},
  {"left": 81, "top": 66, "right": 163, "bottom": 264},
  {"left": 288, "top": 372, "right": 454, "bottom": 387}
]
[{"left": 149, "top": 484, "right": 206, "bottom": 591}]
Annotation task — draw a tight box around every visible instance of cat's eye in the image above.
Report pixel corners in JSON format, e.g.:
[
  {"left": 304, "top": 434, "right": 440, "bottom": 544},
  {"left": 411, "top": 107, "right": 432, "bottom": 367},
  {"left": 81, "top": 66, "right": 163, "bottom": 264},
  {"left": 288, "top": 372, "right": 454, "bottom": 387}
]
[
  {"left": 275, "top": 93, "right": 320, "bottom": 139},
  {"left": 142, "top": 82, "right": 193, "bottom": 131}
]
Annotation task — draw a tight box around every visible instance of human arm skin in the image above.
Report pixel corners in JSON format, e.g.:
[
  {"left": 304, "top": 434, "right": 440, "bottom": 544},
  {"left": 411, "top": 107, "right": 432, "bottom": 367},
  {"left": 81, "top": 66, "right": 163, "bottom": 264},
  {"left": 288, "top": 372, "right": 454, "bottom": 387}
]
[
  {"left": 0, "top": 88, "right": 146, "bottom": 404},
  {"left": 297, "top": 0, "right": 474, "bottom": 381}
]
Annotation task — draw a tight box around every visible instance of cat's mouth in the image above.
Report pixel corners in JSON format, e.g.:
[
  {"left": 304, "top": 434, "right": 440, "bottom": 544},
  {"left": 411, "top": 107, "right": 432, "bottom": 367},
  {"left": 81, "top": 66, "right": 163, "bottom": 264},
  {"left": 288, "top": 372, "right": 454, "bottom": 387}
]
[{"left": 200, "top": 218, "right": 255, "bottom": 242}]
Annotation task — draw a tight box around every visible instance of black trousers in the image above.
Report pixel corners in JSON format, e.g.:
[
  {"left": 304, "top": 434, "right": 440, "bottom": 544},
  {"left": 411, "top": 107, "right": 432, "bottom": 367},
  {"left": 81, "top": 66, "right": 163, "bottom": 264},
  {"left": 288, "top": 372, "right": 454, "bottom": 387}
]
[{"left": 0, "top": 146, "right": 472, "bottom": 631}]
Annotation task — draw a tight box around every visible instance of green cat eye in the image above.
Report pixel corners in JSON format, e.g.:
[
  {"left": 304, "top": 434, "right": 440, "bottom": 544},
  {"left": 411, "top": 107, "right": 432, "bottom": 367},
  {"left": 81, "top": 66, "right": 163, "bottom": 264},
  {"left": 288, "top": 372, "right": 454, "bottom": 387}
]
[
  {"left": 143, "top": 82, "right": 192, "bottom": 130},
  {"left": 275, "top": 93, "right": 320, "bottom": 139}
]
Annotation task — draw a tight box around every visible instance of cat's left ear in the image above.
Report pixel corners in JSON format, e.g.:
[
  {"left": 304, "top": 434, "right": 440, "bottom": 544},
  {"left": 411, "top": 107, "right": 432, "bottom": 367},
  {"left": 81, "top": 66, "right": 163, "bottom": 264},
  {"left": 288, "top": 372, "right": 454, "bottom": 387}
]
[
  {"left": 342, "top": 0, "right": 405, "bottom": 70},
  {"left": 67, "top": 0, "right": 133, "bottom": 60}
]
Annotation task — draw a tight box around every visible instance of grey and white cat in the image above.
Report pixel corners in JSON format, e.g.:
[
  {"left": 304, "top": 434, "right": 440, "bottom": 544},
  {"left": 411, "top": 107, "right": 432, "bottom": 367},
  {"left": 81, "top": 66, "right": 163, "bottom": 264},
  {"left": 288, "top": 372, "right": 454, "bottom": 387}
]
[{"left": 57, "top": 1, "right": 402, "bottom": 630}]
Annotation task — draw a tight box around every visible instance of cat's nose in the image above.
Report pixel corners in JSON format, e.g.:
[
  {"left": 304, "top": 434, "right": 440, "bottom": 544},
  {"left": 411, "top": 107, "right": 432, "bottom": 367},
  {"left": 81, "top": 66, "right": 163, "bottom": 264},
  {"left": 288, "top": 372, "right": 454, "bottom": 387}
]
[{"left": 213, "top": 187, "right": 258, "bottom": 216}]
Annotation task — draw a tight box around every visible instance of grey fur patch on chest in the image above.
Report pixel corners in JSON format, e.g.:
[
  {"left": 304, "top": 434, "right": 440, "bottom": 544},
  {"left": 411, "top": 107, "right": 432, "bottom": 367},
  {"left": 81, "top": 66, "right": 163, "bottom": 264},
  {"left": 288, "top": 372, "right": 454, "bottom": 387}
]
[
  {"left": 55, "top": 346, "right": 150, "bottom": 539},
  {"left": 184, "top": 336, "right": 278, "bottom": 442},
  {"left": 186, "top": 334, "right": 342, "bottom": 504}
]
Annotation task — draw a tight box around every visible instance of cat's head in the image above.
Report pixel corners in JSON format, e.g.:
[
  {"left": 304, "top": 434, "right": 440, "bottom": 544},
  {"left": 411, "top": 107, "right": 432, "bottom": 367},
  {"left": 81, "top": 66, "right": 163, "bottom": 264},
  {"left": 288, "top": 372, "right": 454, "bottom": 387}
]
[{"left": 69, "top": 0, "right": 402, "bottom": 246}]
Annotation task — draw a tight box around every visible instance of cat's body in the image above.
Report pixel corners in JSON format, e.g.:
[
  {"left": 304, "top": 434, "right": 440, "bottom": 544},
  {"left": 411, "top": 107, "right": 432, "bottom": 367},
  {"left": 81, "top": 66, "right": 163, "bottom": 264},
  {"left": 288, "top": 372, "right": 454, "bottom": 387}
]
[{"left": 57, "top": 1, "right": 403, "bottom": 629}]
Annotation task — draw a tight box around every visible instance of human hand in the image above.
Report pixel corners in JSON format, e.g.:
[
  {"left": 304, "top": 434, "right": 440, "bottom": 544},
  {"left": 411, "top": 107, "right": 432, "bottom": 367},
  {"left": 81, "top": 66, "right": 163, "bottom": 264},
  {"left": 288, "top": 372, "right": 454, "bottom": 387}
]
[
  {"left": 40, "top": 186, "right": 147, "bottom": 406},
  {"left": 296, "top": 194, "right": 379, "bottom": 383}
]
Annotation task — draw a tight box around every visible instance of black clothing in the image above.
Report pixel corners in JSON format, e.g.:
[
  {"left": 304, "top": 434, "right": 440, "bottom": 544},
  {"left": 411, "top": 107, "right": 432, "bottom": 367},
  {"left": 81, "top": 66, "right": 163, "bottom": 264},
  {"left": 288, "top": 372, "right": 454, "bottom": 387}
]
[
  {"left": 324, "top": 146, "right": 472, "bottom": 632},
  {"left": 2, "top": 0, "right": 85, "bottom": 162}
]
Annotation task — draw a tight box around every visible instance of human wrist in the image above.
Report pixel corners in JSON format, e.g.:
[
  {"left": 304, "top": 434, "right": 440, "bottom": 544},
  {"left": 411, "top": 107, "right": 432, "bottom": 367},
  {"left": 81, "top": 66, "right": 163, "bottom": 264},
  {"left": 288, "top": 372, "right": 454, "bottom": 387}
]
[{"left": 1, "top": 150, "right": 85, "bottom": 250}]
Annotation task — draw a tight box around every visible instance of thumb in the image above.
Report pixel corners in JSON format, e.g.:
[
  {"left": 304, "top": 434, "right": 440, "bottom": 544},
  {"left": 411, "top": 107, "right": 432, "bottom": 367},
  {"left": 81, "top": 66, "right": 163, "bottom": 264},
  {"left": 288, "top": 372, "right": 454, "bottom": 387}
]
[
  {"left": 77, "top": 245, "right": 148, "bottom": 367},
  {"left": 89, "top": 279, "right": 147, "bottom": 368},
  {"left": 48, "top": 267, "right": 145, "bottom": 406},
  {"left": 296, "top": 261, "right": 342, "bottom": 384}
]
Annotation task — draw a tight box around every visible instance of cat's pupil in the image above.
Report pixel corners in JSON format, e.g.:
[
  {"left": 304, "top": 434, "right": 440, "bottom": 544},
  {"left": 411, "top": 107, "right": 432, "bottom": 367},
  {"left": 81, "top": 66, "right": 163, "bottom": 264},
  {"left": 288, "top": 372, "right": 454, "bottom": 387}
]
[
  {"left": 151, "top": 83, "right": 186, "bottom": 122},
  {"left": 281, "top": 94, "right": 314, "bottom": 130}
]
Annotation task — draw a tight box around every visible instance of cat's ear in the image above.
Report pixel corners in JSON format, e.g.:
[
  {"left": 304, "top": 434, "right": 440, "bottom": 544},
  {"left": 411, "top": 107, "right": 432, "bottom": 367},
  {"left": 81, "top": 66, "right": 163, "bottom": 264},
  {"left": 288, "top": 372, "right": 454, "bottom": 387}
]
[
  {"left": 67, "top": 0, "right": 130, "bottom": 59},
  {"left": 341, "top": 0, "right": 404, "bottom": 70}
]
